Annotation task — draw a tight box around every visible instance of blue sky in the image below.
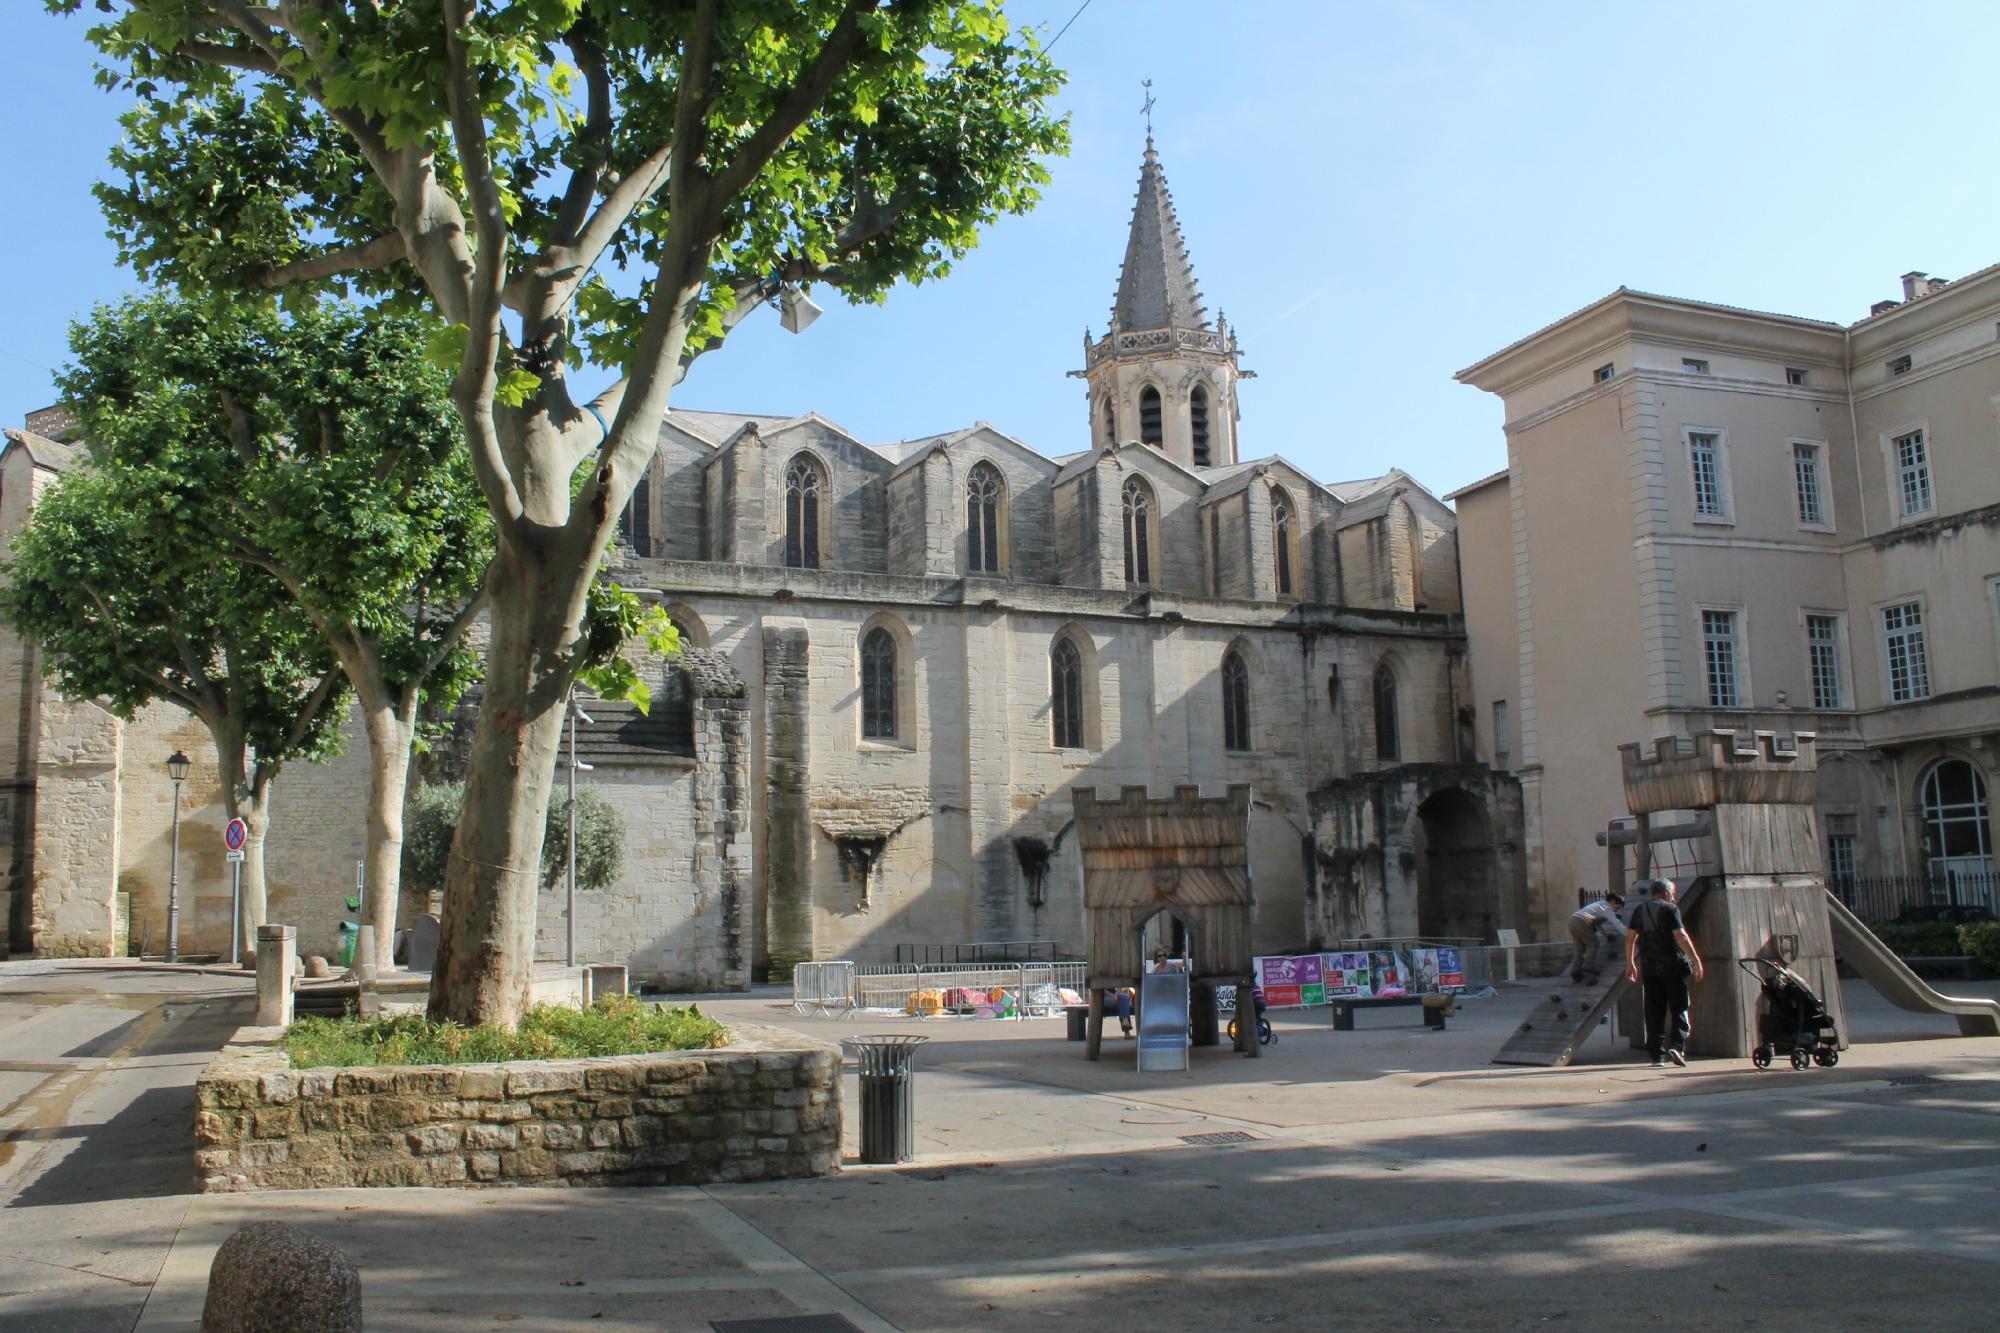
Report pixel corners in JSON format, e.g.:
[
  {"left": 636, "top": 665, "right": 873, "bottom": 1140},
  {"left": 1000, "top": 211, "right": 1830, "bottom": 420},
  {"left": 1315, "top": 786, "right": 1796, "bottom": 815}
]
[{"left": 3, "top": 1, "right": 1996, "bottom": 497}]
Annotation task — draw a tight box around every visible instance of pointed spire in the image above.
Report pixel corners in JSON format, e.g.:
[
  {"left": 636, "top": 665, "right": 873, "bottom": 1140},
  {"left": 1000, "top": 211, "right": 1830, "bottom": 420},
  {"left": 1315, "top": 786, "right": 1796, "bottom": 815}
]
[{"left": 1109, "top": 121, "right": 1207, "bottom": 334}]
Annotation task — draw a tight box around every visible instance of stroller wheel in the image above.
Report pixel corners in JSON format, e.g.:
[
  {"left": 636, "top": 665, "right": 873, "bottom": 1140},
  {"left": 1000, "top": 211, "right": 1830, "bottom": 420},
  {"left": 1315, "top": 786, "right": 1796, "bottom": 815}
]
[
  {"left": 1815, "top": 1048, "right": 1838, "bottom": 1068},
  {"left": 1790, "top": 1048, "right": 1811, "bottom": 1071},
  {"left": 1752, "top": 1045, "right": 1772, "bottom": 1069}
]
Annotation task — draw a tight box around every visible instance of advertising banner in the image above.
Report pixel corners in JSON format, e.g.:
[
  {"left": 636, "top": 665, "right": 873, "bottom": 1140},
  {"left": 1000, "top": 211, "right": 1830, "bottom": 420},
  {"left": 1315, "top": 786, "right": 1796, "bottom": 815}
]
[
  {"left": 1251, "top": 948, "right": 1465, "bottom": 1008},
  {"left": 1321, "top": 951, "right": 1372, "bottom": 998}
]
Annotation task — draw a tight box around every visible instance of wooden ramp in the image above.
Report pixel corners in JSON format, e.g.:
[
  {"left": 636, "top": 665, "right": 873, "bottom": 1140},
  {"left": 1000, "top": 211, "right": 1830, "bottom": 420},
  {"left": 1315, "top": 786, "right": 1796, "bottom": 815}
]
[{"left": 1492, "top": 973, "right": 1626, "bottom": 1067}]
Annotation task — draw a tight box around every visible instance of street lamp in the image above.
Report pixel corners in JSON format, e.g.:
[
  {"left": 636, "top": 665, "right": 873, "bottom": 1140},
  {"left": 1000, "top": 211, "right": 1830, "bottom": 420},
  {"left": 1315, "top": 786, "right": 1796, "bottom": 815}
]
[{"left": 165, "top": 749, "right": 191, "bottom": 963}]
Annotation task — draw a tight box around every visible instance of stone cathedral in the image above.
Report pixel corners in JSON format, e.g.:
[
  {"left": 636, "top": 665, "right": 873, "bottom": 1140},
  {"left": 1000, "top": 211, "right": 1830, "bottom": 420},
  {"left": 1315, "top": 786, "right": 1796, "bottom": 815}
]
[{"left": 2, "top": 141, "right": 1525, "bottom": 983}]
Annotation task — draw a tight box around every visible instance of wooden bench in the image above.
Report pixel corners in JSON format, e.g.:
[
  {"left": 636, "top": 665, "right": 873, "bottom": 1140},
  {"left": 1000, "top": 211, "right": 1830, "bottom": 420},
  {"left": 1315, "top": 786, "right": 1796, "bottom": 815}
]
[{"left": 1330, "top": 993, "right": 1456, "bottom": 1031}]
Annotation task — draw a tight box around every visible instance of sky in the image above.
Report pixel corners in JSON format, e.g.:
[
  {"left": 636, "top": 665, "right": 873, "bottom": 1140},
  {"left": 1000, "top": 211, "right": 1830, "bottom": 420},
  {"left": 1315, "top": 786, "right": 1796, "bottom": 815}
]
[{"left": 3, "top": 1, "right": 1998, "bottom": 498}]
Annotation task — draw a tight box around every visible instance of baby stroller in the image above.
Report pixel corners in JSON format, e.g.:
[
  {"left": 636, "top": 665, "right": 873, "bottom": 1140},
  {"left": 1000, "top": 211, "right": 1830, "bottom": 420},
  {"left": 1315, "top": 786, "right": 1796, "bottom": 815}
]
[{"left": 1741, "top": 958, "right": 1840, "bottom": 1070}]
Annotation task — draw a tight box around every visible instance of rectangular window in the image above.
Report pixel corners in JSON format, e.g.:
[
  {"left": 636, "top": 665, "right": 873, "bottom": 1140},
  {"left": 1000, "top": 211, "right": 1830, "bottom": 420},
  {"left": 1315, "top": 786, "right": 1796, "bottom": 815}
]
[
  {"left": 1682, "top": 358, "right": 1710, "bottom": 374},
  {"left": 1826, "top": 832, "right": 1857, "bottom": 897},
  {"left": 1807, "top": 614, "right": 1842, "bottom": 710},
  {"left": 1881, "top": 601, "right": 1930, "bottom": 703},
  {"left": 1593, "top": 363, "right": 1614, "bottom": 384},
  {"left": 1702, "top": 609, "right": 1740, "bottom": 707},
  {"left": 1688, "top": 431, "right": 1726, "bottom": 518},
  {"left": 1888, "top": 354, "right": 1912, "bottom": 376},
  {"left": 1893, "top": 429, "right": 1932, "bottom": 518},
  {"left": 1785, "top": 367, "right": 1808, "bottom": 386},
  {"left": 1792, "top": 443, "right": 1826, "bottom": 526},
  {"left": 1492, "top": 700, "right": 1511, "bottom": 768}
]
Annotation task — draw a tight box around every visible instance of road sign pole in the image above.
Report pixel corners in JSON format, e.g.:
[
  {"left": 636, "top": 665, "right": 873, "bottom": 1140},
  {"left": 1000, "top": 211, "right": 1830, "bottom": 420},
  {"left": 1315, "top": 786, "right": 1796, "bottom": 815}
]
[{"left": 229, "top": 860, "right": 242, "bottom": 967}]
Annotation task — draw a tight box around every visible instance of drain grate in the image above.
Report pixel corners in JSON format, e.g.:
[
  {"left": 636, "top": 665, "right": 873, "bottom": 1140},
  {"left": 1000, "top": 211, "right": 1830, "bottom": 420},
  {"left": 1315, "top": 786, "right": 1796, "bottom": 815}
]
[
  {"left": 1181, "top": 1131, "right": 1257, "bottom": 1146},
  {"left": 1887, "top": 1074, "right": 1942, "bottom": 1087},
  {"left": 711, "top": 1317, "right": 864, "bottom": 1333}
]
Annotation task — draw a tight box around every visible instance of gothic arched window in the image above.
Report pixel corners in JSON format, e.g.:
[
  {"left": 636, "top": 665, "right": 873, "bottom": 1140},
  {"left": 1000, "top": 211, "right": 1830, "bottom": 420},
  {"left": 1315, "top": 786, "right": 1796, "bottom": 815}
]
[
  {"left": 1271, "top": 487, "right": 1296, "bottom": 597},
  {"left": 1919, "top": 759, "right": 1991, "bottom": 880},
  {"left": 1190, "top": 386, "right": 1211, "bottom": 466},
  {"left": 1374, "top": 662, "right": 1400, "bottom": 761},
  {"left": 966, "top": 462, "right": 1004, "bottom": 575},
  {"left": 861, "top": 627, "right": 897, "bottom": 740},
  {"left": 1101, "top": 395, "right": 1117, "bottom": 445},
  {"left": 620, "top": 473, "right": 652, "bottom": 553},
  {"left": 1121, "top": 477, "right": 1153, "bottom": 585},
  {"left": 1222, "top": 649, "right": 1251, "bottom": 752},
  {"left": 1051, "top": 636, "right": 1085, "bottom": 749},
  {"left": 783, "top": 454, "right": 824, "bottom": 569},
  {"left": 1139, "top": 385, "right": 1163, "bottom": 447}
]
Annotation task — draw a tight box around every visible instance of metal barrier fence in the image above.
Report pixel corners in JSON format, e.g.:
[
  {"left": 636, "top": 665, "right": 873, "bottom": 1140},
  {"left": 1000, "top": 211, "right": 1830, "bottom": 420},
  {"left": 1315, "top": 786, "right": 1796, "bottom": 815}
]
[
  {"left": 1832, "top": 873, "right": 1997, "bottom": 926},
  {"left": 794, "top": 960, "right": 1088, "bottom": 1019},
  {"left": 892, "top": 939, "right": 1065, "bottom": 966}
]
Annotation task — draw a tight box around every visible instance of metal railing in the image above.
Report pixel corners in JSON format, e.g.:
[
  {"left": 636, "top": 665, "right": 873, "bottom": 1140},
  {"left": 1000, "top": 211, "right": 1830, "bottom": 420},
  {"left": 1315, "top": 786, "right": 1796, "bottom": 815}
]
[
  {"left": 1831, "top": 872, "right": 1997, "bottom": 927},
  {"left": 893, "top": 939, "right": 1066, "bottom": 966},
  {"left": 795, "top": 959, "right": 1088, "bottom": 1020}
]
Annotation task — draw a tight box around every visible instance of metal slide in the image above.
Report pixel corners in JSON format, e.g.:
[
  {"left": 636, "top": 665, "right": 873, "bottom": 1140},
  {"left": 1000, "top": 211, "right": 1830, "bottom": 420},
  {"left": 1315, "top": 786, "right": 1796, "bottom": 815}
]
[{"left": 1824, "top": 891, "right": 2000, "bottom": 1037}]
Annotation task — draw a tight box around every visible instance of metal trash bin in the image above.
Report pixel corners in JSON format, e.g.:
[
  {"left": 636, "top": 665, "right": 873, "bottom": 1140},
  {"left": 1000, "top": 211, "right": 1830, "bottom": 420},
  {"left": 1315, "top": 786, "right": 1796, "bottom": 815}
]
[
  {"left": 843, "top": 1035, "right": 928, "bottom": 1164},
  {"left": 1065, "top": 1005, "right": 1088, "bottom": 1041}
]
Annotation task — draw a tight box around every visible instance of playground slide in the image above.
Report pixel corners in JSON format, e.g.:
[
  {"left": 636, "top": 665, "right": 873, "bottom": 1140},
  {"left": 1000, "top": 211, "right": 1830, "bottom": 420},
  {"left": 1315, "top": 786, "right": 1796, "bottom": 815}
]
[{"left": 1824, "top": 891, "right": 2000, "bottom": 1037}]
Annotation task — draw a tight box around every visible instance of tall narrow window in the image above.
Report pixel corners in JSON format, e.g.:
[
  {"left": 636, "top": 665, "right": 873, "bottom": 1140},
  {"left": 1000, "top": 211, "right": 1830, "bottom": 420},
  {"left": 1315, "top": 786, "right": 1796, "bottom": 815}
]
[
  {"left": 966, "top": 462, "right": 1003, "bottom": 575},
  {"left": 1101, "top": 396, "right": 1117, "bottom": 446},
  {"left": 1190, "top": 386, "right": 1211, "bottom": 466},
  {"left": 1222, "top": 649, "right": 1251, "bottom": 752},
  {"left": 1492, "top": 700, "right": 1511, "bottom": 769},
  {"left": 1373, "top": 664, "right": 1399, "bottom": 761},
  {"left": 1893, "top": 429, "right": 1932, "bottom": 518},
  {"left": 1881, "top": 600, "right": 1930, "bottom": 702},
  {"left": 1806, "top": 614, "right": 1843, "bottom": 710},
  {"left": 1271, "top": 488, "right": 1295, "bottom": 596},
  {"left": 1826, "top": 832, "right": 1857, "bottom": 902},
  {"left": 860, "top": 627, "right": 896, "bottom": 740},
  {"left": 1702, "top": 609, "right": 1740, "bottom": 707},
  {"left": 1919, "top": 760, "right": 1992, "bottom": 882},
  {"left": 1139, "top": 385, "right": 1163, "bottom": 447},
  {"left": 1793, "top": 443, "right": 1826, "bottom": 526},
  {"left": 1051, "top": 637, "right": 1083, "bottom": 749},
  {"left": 783, "top": 455, "right": 823, "bottom": 569},
  {"left": 621, "top": 475, "right": 652, "bottom": 553},
  {"left": 1122, "top": 478, "right": 1152, "bottom": 585},
  {"left": 1688, "top": 431, "right": 1726, "bottom": 518}
]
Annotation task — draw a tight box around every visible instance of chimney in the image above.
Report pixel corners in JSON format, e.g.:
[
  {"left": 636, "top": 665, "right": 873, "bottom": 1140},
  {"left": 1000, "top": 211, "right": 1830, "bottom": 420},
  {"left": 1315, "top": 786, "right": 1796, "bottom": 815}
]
[
  {"left": 1900, "top": 271, "right": 1928, "bottom": 301},
  {"left": 1870, "top": 300, "right": 1901, "bottom": 317},
  {"left": 1926, "top": 276, "right": 1950, "bottom": 296}
]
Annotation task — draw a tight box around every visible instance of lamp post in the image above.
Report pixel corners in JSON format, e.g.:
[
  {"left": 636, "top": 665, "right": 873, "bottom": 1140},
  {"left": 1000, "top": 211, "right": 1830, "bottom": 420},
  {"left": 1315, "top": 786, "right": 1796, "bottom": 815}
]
[
  {"left": 165, "top": 749, "right": 191, "bottom": 963},
  {"left": 565, "top": 693, "right": 595, "bottom": 969}
]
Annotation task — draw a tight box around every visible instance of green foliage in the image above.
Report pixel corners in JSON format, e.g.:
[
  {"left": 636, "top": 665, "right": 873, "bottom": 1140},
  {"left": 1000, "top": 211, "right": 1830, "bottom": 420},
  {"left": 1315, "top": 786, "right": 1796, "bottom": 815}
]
[
  {"left": 54, "top": 295, "right": 490, "bottom": 718},
  {"left": 282, "top": 994, "right": 727, "bottom": 1068},
  {"left": 402, "top": 778, "right": 626, "bottom": 897},
  {"left": 1873, "top": 922, "right": 1965, "bottom": 958},
  {"left": 2, "top": 469, "right": 348, "bottom": 765},
  {"left": 577, "top": 581, "right": 680, "bottom": 713},
  {"left": 1959, "top": 921, "right": 2000, "bottom": 969}
]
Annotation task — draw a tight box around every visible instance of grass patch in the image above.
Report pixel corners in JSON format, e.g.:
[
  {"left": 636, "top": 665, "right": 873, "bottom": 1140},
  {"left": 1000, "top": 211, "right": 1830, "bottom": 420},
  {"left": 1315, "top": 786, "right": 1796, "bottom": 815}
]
[{"left": 282, "top": 994, "right": 728, "bottom": 1069}]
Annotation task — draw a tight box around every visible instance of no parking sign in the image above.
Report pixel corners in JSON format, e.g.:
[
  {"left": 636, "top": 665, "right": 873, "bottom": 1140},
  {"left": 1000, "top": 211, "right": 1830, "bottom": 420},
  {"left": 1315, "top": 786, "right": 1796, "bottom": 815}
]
[{"left": 225, "top": 817, "right": 248, "bottom": 862}]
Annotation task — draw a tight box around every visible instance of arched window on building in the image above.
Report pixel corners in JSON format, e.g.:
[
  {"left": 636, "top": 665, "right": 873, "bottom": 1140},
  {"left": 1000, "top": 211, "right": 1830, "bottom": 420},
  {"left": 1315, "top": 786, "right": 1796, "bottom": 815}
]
[
  {"left": 1139, "top": 385, "right": 1163, "bottom": 447},
  {"left": 1190, "top": 385, "right": 1211, "bottom": 466},
  {"left": 966, "top": 462, "right": 1004, "bottom": 575},
  {"left": 783, "top": 454, "right": 824, "bottom": 569},
  {"left": 1374, "top": 662, "right": 1400, "bottom": 761},
  {"left": 1919, "top": 759, "right": 1992, "bottom": 884},
  {"left": 1101, "top": 395, "right": 1117, "bottom": 446},
  {"left": 1051, "top": 636, "right": 1084, "bottom": 749},
  {"left": 619, "top": 474, "right": 652, "bottom": 553},
  {"left": 1222, "top": 648, "right": 1251, "bottom": 752},
  {"left": 1271, "top": 486, "right": 1296, "bottom": 597},
  {"left": 1121, "top": 477, "right": 1154, "bottom": 585},
  {"left": 860, "top": 626, "right": 897, "bottom": 740}
]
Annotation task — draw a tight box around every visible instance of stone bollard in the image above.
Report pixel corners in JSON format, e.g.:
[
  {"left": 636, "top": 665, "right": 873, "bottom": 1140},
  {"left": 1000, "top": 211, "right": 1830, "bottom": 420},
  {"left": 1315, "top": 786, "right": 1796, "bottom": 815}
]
[
  {"left": 255, "top": 925, "right": 297, "bottom": 1028},
  {"left": 202, "top": 1221, "right": 361, "bottom": 1333},
  {"left": 585, "top": 964, "right": 630, "bottom": 1007}
]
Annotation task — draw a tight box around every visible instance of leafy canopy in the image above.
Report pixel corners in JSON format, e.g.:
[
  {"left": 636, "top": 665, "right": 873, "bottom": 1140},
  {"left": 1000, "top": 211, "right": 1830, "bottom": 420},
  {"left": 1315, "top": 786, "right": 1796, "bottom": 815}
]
[{"left": 404, "top": 776, "right": 627, "bottom": 897}]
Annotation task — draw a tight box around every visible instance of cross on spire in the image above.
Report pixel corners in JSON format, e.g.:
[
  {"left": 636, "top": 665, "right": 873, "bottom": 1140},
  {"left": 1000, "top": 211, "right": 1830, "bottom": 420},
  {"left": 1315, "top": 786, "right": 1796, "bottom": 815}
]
[{"left": 1141, "top": 78, "right": 1155, "bottom": 149}]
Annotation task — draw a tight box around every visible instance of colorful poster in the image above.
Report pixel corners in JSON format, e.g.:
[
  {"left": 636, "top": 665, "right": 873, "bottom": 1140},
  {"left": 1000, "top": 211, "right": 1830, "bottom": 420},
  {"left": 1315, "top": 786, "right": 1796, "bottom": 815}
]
[
  {"left": 1262, "top": 983, "right": 1304, "bottom": 1008},
  {"left": 1300, "top": 983, "right": 1326, "bottom": 1007},
  {"left": 1435, "top": 947, "right": 1467, "bottom": 992},
  {"left": 1259, "top": 954, "right": 1323, "bottom": 988},
  {"left": 1320, "top": 951, "right": 1372, "bottom": 998},
  {"left": 1406, "top": 949, "right": 1441, "bottom": 994},
  {"left": 1368, "top": 950, "right": 1407, "bottom": 998}
]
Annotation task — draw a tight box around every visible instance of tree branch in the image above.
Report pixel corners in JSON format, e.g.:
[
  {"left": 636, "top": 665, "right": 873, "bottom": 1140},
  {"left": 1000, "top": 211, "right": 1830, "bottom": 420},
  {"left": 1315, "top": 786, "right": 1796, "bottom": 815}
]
[
  {"left": 416, "top": 573, "right": 491, "bottom": 684},
  {"left": 709, "top": 0, "right": 876, "bottom": 205},
  {"left": 278, "top": 666, "right": 345, "bottom": 759},
  {"left": 551, "top": 23, "right": 614, "bottom": 248},
  {"left": 250, "top": 232, "right": 408, "bottom": 290}
]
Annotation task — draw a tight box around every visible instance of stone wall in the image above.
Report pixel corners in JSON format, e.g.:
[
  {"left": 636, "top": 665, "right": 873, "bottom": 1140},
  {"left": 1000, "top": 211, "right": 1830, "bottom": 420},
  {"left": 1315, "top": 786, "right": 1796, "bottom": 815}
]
[
  {"left": 30, "top": 696, "right": 122, "bottom": 957},
  {"left": 195, "top": 1021, "right": 840, "bottom": 1192}
]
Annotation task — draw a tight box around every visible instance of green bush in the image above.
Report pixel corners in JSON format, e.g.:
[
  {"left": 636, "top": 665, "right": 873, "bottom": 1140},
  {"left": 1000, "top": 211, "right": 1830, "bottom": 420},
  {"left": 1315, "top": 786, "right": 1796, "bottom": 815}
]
[
  {"left": 1959, "top": 921, "right": 2000, "bottom": 969},
  {"left": 1872, "top": 921, "right": 1964, "bottom": 958},
  {"left": 282, "top": 994, "right": 726, "bottom": 1069},
  {"left": 401, "top": 778, "right": 626, "bottom": 902}
]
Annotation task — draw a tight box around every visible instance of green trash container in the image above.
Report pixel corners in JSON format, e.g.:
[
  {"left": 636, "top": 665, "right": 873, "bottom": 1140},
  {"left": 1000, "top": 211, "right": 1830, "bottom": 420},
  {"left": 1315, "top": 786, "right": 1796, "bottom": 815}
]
[{"left": 336, "top": 920, "right": 359, "bottom": 969}]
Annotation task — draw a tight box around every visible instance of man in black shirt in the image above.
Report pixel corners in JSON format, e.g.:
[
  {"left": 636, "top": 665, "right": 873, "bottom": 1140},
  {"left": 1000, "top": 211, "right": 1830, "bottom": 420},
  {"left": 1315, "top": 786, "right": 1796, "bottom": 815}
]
[{"left": 1623, "top": 878, "right": 1705, "bottom": 1067}]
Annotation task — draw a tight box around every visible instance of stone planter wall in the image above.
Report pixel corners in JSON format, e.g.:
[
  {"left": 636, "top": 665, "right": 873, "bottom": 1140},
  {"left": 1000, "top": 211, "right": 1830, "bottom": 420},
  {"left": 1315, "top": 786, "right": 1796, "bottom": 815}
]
[{"left": 195, "top": 1021, "right": 839, "bottom": 1192}]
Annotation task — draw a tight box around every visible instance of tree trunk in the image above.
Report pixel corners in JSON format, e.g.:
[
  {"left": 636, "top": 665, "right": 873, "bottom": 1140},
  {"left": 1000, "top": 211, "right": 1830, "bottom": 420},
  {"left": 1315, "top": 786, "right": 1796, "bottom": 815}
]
[
  {"left": 208, "top": 725, "right": 270, "bottom": 964},
  {"left": 428, "top": 539, "right": 588, "bottom": 1026},
  {"left": 358, "top": 697, "right": 418, "bottom": 966}
]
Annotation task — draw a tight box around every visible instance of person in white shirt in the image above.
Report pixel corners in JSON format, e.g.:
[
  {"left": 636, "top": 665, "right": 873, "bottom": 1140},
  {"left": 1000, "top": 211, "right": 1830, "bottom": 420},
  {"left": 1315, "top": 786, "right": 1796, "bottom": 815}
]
[{"left": 1568, "top": 891, "right": 1626, "bottom": 985}]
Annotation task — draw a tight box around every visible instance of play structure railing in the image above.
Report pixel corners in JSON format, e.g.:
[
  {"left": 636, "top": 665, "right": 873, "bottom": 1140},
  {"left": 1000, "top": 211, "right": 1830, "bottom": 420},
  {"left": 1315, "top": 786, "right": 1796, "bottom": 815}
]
[{"left": 793, "top": 960, "right": 1089, "bottom": 1018}]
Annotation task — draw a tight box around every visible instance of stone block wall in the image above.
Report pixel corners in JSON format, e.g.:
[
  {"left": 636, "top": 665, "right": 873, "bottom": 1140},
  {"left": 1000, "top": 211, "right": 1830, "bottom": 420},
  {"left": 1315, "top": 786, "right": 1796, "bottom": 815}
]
[
  {"left": 30, "top": 697, "right": 122, "bottom": 957},
  {"left": 195, "top": 1021, "right": 840, "bottom": 1192}
]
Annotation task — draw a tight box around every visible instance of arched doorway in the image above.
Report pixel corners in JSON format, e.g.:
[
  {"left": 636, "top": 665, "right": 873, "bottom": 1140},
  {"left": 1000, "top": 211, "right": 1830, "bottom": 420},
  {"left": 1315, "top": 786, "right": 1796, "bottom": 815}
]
[
  {"left": 1415, "top": 788, "right": 1493, "bottom": 941},
  {"left": 1919, "top": 759, "right": 1992, "bottom": 898}
]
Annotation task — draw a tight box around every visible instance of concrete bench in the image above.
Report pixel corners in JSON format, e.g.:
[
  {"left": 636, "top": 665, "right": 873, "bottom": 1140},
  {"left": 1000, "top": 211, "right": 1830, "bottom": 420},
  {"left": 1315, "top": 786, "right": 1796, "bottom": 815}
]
[{"left": 1330, "top": 993, "right": 1456, "bottom": 1031}]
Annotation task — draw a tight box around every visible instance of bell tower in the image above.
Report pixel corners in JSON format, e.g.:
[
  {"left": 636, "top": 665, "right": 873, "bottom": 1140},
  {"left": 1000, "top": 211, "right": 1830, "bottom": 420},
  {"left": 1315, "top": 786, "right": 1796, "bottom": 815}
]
[{"left": 1077, "top": 94, "right": 1246, "bottom": 471}]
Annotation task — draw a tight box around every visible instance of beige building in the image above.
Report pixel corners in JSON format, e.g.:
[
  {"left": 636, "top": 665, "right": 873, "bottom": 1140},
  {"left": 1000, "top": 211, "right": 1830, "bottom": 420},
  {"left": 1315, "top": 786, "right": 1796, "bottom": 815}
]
[
  {"left": 1455, "top": 268, "right": 2000, "bottom": 937},
  {"left": 4, "top": 140, "right": 1523, "bottom": 976}
]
